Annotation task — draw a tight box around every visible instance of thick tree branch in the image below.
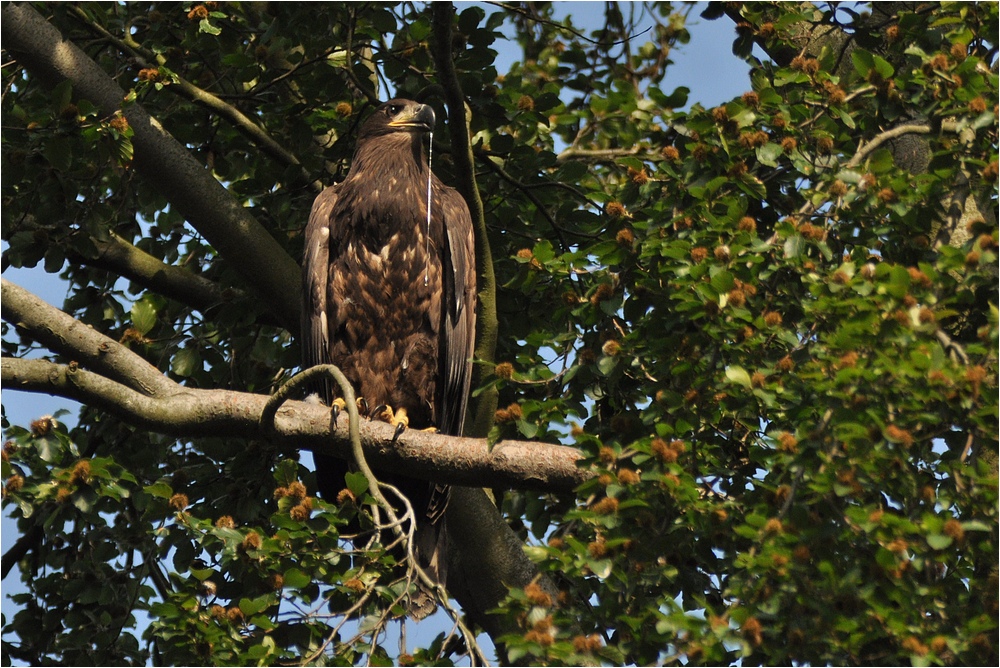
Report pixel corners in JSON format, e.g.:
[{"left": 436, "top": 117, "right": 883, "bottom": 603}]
[
  {"left": 1, "top": 524, "right": 43, "bottom": 580},
  {"left": 555, "top": 146, "right": 648, "bottom": 163},
  {"left": 1, "top": 3, "right": 301, "bottom": 327},
  {"left": 80, "top": 231, "right": 239, "bottom": 317},
  {"left": 7, "top": 210, "right": 238, "bottom": 319},
  {"left": 446, "top": 486, "right": 560, "bottom": 639},
  {"left": 431, "top": 7, "right": 547, "bottom": 649},
  {"left": 0, "top": 357, "right": 586, "bottom": 493},
  {"left": 0, "top": 279, "right": 587, "bottom": 493},
  {"left": 845, "top": 121, "right": 935, "bottom": 169}
]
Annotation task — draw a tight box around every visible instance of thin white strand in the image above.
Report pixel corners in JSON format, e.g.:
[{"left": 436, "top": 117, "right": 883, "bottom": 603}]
[{"left": 424, "top": 131, "right": 433, "bottom": 286}]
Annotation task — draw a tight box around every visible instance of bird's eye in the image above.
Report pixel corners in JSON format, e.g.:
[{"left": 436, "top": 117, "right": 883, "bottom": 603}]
[{"left": 388, "top": 104, "right": 403, "bottom": 116}]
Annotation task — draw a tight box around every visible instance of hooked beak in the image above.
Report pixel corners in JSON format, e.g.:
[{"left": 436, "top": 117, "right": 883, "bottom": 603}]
[{"left": 387, "top": 104, "right": 436, "bottom": 132}]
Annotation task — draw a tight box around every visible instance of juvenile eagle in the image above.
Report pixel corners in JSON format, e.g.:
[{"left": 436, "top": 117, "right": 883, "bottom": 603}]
[{"left": 301, "top": 99, "right": 476, "bottom": 598}]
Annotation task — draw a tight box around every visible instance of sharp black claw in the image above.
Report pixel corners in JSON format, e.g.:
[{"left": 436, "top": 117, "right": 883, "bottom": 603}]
[
  {"left": 370, "top": 403, "right": 387, "bottom": 421},
  {"left": 391, "top": 421, "right": 407, "bottom": 444},
  {"left": 357, "top": 397, "right": 369, "bottom": 417},
  {"left": 330, "top": 403, "right": 340, "bottom": 424}
]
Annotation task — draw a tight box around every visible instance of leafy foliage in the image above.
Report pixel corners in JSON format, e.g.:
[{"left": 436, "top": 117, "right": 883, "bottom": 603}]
[{"left": 3, "top": 2, "right": 997, "bottom": 666}]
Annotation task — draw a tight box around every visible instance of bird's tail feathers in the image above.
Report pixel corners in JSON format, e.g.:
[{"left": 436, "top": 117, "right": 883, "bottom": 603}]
[{"left": 408, "top": 512, "right": 448, "bottom": 620}]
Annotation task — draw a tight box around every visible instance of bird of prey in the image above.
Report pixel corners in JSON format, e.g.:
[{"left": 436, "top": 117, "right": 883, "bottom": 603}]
[{"left": 301, "top": 98, "right": 476, "bottom": 609}]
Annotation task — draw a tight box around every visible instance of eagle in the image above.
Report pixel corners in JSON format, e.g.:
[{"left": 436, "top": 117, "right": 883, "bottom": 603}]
[{"left": 301, "top": 99, "right": 476, "bottom": 605}]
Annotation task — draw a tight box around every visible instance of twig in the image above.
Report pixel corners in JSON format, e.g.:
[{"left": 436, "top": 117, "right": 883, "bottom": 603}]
[
  {"left": 764, "top": 120, "right": 959, "bottom": 245},
  {"left": 475, "top": 148, "right": 598, "bottom": 206},
  {"left": 259, "top": 364, "right": 400, "bottom": 527},
  {"left": 296, "top": 589, "right": 375, "bottom": 665},
  {"left": 845, "top": 122, "right": 936, "bottom": 169},
  {"left": 262, "top": 364, "right": 473, "bottom": 654},
  {"left": 343, "top": 7, "right": 381, "bottom": 103},
  {"left": 486, "top": 1, "right": 643, "bottom": 48}
]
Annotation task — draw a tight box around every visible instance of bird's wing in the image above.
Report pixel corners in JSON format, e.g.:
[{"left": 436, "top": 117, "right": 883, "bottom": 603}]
[
  {"left": 437, "top": 185, "right": 477, "bottom": 438},
  {"left": 302, "top": 185, "right": 339, "bottom": 404}
]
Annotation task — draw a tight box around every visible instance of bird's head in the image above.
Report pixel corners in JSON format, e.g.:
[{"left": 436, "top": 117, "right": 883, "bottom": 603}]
[{"left": 357, "top": 99, "right": 436, "bottom": 141}]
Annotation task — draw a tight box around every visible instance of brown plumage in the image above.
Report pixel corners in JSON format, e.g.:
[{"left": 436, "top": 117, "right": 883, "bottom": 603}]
[{"left": 301, "top": 99, "right": 476, "bottom": 613}]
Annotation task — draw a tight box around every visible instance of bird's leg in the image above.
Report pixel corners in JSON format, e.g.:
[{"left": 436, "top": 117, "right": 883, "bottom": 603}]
[
  {"left": 330, "top": 397, "right": 347, "bottom": 423},
  {"left": 330, "top": 397, "right": 367, "bottom": 419},
  {"left": 371, "top": 406, "right": 437, "bottom": 442}
]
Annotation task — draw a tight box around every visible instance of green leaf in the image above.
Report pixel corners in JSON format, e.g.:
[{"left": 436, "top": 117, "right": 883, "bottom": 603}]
[
  {"left": 517, "top": 420, "right": 538, "bottom": 439},
  {"left": 926, "top": 533, "right": 953, "bottom": 550},
  {"left": 114, "top": 135, "right": 134, "bottom": 166},
  {"left": 282, "top": 568, "right": 311, "bottom": 589},
  {"left": 597, "top": 355, "right": 618, "bottom": 376},
  {"left": 711, "top": 270, "right": 735, "bottom": 293},
  {"left": 756, "top": 142, "right": 783, "bottom": 167},
  {"left": 43, "top": 139, "right": 72, "bottom": 172},
  {"left": 198, "top": 18, "right": 221, "bottom": 35},
  {"left": 345, "top": 471, "right": 369, "bottom": 498},
  {"left": 170, "top": 347, "right": 200, "bottom": 377},
  {"left": 725, "top": 365, "right": 752, "bottom": 388},
  {"left": 273, "top": 459, "right": 299, "bottom": 487},
  {"left": 872, "top": 54, "right": 895, "bottom": 78},
  {"left": 832, "top": 105, "right": 856, "bottom": 129},
  {"left": 130, "top": 299, "right": 158, "bottom": 336},
  {"left": 144, "top": 481, "right": 174, "bottom": 499},
  {"left": 784, "top": 234, "right": 805, "bottom": 259},
  {"left": 884, "top": 264, "right": 911, "bottom": 298},
  {"left": 650, "top": 85, "right": 689, "bottom": 109},
  {"left": 239, "top": 594, "right": 273, "bottom": 616},
  {"left": 852, "top": 50, "right": 875, "bottom": 78},
  {"left": 868, "top": 148, "right": 895, "bottom": 173}
]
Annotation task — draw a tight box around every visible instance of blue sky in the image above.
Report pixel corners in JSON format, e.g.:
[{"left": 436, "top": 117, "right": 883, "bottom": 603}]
[{"left": 1, "top": 2, "right": 752, "bottom": 661}]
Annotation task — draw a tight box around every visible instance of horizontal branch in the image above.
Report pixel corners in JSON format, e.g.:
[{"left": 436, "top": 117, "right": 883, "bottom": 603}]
[
  {"left": 1, "top": 277, "right": 586, "bottom": 492},
  {"left": 555, "top": 146, "right": 650, "bottom": 163},
  {"left": 846, "top": 122, "right": 935, "bottom": 169},
  {"left": 1, "top": 356, "right": 587, "bottom": 493}
]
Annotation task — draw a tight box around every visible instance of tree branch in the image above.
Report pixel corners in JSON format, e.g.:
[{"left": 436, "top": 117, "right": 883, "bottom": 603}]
[
  {"left": 79, "top": 231, "right": 239, "bottom": 317},
  {"left": 845, "top": 121, "right": 936, "bottom": 169},
  {"left": 0, "top": 356, "right": 585, "bottom": 493},
  {"left": 1, "top": 524, "right": 43, "bottom": 580},
  {"left": 1, "top": 3, "right": 301, "bottom": 327},
  {"left": 0, "top": 279, "right": 587, "bottom": 492},
  {"left": 555, "top": 146, "right": 648, "bottom": 163},
  {"left": 480, "top": 156, "right": 572, "bottom": 250}
]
